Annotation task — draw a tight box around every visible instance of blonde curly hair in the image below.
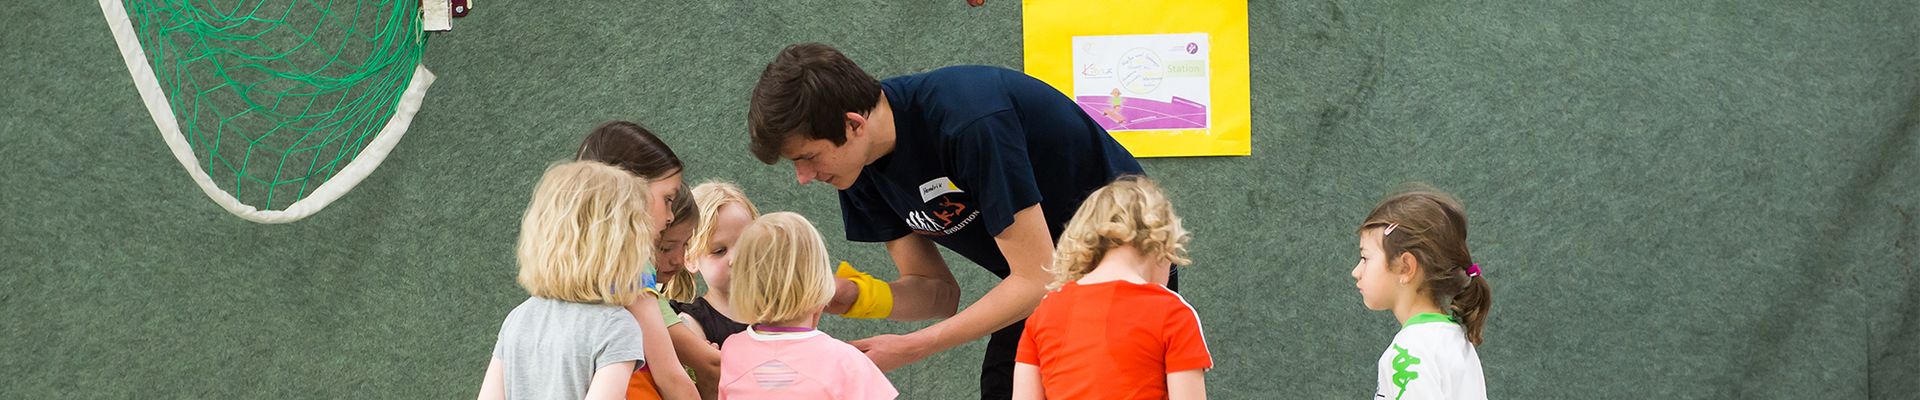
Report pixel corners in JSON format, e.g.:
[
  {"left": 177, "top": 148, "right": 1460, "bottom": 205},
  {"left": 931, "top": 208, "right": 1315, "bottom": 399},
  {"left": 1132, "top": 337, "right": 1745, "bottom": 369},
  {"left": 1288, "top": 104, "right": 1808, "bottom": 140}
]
[{"left": 1047, "top": 175, "right": 1191, "bottom": 290}]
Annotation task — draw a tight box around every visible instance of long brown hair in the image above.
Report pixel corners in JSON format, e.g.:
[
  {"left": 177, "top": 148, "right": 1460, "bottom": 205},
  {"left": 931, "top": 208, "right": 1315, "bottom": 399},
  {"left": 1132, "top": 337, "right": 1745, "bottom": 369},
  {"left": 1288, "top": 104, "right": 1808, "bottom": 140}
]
[
  {"left": 576, "top": 120, "right": 695, "bottom": 226},
  {"left": 1360, "top": 184, "right": 1491, "bottom": 345}
]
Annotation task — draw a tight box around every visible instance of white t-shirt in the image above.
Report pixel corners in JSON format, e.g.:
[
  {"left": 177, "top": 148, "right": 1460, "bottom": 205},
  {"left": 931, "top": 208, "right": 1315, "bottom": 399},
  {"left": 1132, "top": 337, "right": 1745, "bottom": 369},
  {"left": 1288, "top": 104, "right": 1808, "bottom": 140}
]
[{"left": 1373, "top": 313, "right": 1486, "bottom": 400}]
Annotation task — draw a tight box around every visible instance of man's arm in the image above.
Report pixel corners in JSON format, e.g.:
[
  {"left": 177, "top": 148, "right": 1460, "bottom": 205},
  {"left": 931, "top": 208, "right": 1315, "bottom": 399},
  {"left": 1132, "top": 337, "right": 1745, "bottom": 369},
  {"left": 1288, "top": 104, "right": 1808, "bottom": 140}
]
[
  {"left": 851, "top": 204, "right": 1053, "bottom": 370},
  {"left": 826, "top": 233, "right": 961, "bottom": 321}
]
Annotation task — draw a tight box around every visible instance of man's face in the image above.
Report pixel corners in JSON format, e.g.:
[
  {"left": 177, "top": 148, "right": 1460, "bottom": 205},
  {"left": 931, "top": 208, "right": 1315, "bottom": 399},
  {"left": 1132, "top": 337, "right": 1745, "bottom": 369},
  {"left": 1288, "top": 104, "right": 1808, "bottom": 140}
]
[{"left": 778, "top": 126, "right": 870, "bottom": 190}]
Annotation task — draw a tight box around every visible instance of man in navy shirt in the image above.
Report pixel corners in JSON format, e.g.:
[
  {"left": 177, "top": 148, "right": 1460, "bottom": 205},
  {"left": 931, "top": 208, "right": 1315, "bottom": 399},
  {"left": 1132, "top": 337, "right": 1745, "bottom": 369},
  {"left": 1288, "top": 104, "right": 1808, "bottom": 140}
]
[{"left": 746, "top": 43, "right": 1159, "bottom": 399}]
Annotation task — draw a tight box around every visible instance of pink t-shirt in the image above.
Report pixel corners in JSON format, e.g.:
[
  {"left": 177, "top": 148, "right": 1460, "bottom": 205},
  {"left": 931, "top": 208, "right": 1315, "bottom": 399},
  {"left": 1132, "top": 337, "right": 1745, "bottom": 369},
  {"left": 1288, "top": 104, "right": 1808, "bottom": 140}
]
[{"left": 718, "top": 329, "right": 898, "bottom": 400}]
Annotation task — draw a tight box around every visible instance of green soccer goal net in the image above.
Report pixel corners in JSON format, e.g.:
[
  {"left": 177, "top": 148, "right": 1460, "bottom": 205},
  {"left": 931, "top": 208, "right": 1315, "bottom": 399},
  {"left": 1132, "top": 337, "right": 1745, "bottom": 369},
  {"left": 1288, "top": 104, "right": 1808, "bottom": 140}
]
[{"left": 101, "top": 0, "right": 435, "bottom": 223}]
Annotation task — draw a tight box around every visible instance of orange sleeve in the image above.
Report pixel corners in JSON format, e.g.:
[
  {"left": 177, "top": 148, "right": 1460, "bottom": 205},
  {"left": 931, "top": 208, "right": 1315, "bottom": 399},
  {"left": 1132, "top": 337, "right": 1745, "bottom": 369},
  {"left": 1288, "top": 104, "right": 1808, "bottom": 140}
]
[
  {"left": 1014, "top": 309, "right": 1043, "bottom": 365},
  {"left": 1162, "top": 298, "right": 1212, "bottom": 373}
]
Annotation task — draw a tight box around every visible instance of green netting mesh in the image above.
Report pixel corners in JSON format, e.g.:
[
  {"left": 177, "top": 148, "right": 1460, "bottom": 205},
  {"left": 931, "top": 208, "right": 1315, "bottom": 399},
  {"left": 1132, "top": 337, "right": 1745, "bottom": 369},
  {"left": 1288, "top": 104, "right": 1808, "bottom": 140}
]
[{"left": 123, "top": 0, "right": 427, "bottom": 211}]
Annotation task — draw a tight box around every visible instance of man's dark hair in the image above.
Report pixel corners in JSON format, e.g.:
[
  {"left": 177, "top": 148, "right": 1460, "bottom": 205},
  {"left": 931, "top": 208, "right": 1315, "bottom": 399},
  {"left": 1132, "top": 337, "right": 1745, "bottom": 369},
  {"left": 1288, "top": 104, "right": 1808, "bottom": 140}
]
[{"left": 747, "top": 43, "right": 882, "bottom": 164}]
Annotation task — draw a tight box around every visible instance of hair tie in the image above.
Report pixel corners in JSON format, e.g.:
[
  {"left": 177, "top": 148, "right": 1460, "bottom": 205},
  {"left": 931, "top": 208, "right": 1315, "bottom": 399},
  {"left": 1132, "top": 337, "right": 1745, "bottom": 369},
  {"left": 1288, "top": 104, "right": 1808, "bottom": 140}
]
[{"left": 1465, "top": 263, "right": 1481, "bottom": 277}]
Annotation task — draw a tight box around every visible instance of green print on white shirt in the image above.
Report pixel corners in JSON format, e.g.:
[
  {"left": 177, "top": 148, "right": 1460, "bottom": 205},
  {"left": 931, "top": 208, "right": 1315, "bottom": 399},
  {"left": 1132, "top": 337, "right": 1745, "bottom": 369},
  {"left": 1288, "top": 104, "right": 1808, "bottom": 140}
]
[
  {"left": 1376, "top": 314, "right": 1486, "bottom": 400},
  {"left": 1391, "top": 344, "right": 1422, "bottom": 400}
]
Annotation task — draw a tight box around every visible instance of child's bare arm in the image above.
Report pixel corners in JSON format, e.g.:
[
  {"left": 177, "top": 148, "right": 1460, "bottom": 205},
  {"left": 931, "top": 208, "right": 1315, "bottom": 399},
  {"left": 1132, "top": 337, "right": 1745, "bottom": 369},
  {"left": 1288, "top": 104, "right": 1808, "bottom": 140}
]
[
  {"left": 627, "top": 295, "right": 701, "bottom": 400},
  {"left": 679, "top": 314, "right": 704, "bottom": 338},
  {"left": 1166, "top": 370, "right": 1207, "bottom": 400},
  {"left": 477, "top": 357, "right": 505, "bottom": 400},
  {"left": 1012, "top": 362, "right": 1046, "bottom": 400},
  {"left": 584, "top": 361, "right": 637, "bottom": 400},
  {"left": 668, "top": 321, "right": 722, "bottom": 399}
]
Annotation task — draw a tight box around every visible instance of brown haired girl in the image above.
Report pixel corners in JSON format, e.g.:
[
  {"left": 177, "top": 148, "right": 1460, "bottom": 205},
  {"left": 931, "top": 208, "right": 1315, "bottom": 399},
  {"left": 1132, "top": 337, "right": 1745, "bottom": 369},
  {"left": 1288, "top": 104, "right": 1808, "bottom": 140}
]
[
  {"left": 1351, "top": 185, "right": 1490, "bottom": 400},
  {"left": 575, "top": 121, "right": 712, "bottom": 399}
]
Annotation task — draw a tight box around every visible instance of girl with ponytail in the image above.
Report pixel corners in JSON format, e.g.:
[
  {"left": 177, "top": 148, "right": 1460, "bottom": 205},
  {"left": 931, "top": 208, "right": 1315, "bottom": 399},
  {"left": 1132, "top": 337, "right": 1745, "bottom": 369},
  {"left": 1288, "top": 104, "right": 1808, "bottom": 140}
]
[{"left": 1352, "top": 184, "right": 1491, "bottom": 400}]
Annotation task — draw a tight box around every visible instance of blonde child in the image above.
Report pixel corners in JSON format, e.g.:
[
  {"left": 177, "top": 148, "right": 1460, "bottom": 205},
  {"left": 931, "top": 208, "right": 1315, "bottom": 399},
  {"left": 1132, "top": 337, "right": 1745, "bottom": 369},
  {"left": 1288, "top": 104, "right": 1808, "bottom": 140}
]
[
  {"left": 718, "top": 212, "right": 897, "bottom": 400},
  {"left": 1351, "top": 186, "right": 1491, "bottom": 400},
  {"left": 656, "top": 181, "right": 758, "bottom": 400},
  {"left": 478, "top": 161, "right": 657, "bottom": 400},
  {"left": 672, "top": 181, "right": 760, "bottom": 347},
  {"left": 1012, "top": 176, "right": 1210, "bottom": 400}
]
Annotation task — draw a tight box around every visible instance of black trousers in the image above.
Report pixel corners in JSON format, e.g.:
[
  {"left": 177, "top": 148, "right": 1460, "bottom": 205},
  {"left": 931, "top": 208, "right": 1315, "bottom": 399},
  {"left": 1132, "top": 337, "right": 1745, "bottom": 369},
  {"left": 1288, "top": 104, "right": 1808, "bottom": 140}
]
[{"left": 976, "top": 267, "right": 1181, "bottom": 399}]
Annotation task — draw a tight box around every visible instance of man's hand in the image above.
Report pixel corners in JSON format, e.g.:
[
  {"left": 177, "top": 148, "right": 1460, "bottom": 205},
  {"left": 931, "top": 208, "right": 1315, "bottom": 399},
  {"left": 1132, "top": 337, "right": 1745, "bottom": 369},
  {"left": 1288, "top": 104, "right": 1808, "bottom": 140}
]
[{"left": 849, "top": 331, "right": 937, "bottom": 372}]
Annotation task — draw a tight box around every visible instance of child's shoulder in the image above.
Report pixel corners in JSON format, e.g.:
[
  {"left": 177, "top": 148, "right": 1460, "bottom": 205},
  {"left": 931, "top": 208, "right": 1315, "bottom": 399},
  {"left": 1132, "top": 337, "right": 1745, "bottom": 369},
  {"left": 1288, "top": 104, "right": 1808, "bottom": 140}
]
[
  {"left": 1385, "top": 323, "right": 1473, "bottom": 363},
  {"left": 719, "top": 330, "right": 757, "bottom": 349},
  {"left": 804, "top": 332, "right": 866, "bottom": 355},
  {"left": 1380, "top": 323, "right": 1484, "bottom": 398},
  {"left": 805, "top": 334, "right": 887, "bottom": 374},
  {"left": 1052, "top": 280, "right": 1184, "bottom": 296},
  {"left": 722, "top": 331, "right": 857, "bottom": 352},
  {"left": 1039, "top": 282, "right": 1199, "bottom": 322},
  {"left": 724, "top": 332, "right": 872, "bottom": 370},
  {"left": 1392, "top": 321, "right": 1468, "bottom": 344},
  {"left": 500, "top": 297, "right": 641, "bottom": 338},
  {"left": 1116, "top": 282, "right": 1200, "bottom": 312}
]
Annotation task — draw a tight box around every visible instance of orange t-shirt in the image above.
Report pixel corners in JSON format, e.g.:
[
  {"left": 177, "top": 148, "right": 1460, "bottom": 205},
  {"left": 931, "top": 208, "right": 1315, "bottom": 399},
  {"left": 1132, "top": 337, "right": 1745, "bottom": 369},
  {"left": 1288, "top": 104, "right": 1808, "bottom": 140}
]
[
  {"left": 1015, "top": 280, "right": 1212, "bottom": 399},
  {"left": 625, "top": 366, "right": 664, "bottom": 400}
]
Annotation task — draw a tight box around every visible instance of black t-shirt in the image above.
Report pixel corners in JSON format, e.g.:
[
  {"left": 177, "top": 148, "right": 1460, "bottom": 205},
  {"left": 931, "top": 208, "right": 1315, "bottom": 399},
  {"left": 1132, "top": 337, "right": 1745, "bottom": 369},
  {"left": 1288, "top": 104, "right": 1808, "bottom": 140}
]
[
  {"left": 670, "top": 297, "right": 747, "bottom": 347},
  {"left": 838, "top": 65, "right": 1143, "bottom": 277}
]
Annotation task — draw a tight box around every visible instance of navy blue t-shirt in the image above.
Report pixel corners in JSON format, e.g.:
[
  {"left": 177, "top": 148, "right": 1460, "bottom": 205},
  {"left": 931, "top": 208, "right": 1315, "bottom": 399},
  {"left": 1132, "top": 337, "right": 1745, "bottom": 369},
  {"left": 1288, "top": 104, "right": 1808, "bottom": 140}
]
[{"left": 838, "top": 65, "right": 1143, "bottom": 277}]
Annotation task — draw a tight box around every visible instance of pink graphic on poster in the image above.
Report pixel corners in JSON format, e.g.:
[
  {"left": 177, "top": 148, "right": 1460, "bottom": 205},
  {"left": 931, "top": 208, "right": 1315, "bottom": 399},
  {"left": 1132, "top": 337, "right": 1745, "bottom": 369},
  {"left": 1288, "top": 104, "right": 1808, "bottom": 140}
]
[{"left": 1072, "top": 33, "right": 1210, "bottom": 131}]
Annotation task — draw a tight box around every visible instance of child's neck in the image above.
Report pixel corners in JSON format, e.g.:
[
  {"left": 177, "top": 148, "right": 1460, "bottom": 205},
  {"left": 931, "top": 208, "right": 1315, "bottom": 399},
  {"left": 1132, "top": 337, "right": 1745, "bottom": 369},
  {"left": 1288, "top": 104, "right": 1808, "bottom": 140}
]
[
  {"left": 754, "top": 313, "right": 821, "bottom": 333},
  {"left": 1075, "top": 245, "right": 1161, "bottom": 285},
  {"left": 1392, "top": 296, "right": 1447, "bottom": 327}
]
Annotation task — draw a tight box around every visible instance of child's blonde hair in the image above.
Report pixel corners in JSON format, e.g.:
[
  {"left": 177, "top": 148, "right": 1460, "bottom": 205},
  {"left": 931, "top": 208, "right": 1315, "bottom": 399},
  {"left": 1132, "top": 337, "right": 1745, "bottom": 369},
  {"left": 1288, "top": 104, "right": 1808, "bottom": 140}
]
[
  {"left": 660, "top": 180, "right": 762, "bottom": 302},
  {"left": 516, "top": 161, "right": 656, "bottom": 306},
  {"left": 727, "top": 212, "right": 835, "bottom": 325},
  {"left": 1048, "top": 175, "right": 1192, "bottom": 290}
]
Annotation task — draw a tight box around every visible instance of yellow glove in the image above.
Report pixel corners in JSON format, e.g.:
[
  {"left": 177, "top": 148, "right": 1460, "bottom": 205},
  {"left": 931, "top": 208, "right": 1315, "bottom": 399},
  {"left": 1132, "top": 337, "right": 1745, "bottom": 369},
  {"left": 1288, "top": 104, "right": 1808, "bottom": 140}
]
[{"left": 836, "top": 261, "right": 894, "bottom": 319}]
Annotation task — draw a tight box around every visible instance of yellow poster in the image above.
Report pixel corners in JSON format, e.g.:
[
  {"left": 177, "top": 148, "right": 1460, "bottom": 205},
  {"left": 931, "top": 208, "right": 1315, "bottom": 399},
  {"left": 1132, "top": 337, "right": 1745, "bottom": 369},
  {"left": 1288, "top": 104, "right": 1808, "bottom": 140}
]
[{"left": 1023, "top": 0, "right": 1250, "bottom": 157}]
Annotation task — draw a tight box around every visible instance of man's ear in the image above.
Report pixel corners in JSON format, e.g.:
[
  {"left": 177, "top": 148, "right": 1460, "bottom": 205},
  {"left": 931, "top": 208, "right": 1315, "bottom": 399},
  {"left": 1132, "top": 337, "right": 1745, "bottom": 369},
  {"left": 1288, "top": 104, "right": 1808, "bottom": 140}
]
[{"left": 844, "top": 111, "right": 868, "bottom": 139}]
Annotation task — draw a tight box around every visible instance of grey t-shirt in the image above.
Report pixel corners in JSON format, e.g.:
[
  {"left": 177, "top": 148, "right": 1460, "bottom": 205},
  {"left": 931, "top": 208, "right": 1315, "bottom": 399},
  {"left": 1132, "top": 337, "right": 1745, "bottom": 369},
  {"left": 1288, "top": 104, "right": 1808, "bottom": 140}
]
[{"left": 493, "top": 297, "right": 647, "bottom": 399}]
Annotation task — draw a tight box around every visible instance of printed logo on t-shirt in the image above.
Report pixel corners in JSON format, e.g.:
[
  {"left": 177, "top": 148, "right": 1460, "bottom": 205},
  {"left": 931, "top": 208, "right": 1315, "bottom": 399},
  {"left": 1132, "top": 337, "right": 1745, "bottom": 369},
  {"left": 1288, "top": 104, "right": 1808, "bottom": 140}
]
[
  {"left": 905, "top": 177, "right": 981, "bottom": 236},
  {"left": 1389, "top": 344, "right": 1422, "bottom": 400},
  {"left": 752, "top": 360, "right": 800, "bottom": 390}
]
